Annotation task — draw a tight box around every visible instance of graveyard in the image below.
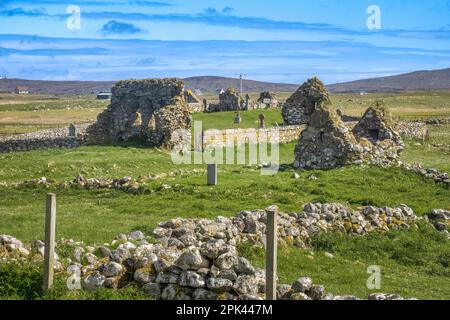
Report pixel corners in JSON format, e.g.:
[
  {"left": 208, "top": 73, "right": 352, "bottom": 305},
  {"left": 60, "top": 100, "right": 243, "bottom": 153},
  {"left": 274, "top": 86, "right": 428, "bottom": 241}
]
[{"left": 0, "top": 77, "right": 449, "bottom": 300}]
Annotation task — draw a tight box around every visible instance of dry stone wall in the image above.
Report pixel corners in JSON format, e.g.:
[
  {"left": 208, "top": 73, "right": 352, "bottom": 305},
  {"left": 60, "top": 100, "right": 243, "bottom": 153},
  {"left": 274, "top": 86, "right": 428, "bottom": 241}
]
[
  {"left": 0, "top": 124, "right": 89, "bottom": 153},
  {"left": 394, "top": 121, "right": 429, "bottom": 141},
  {"left": 1, "top": 201, "right": 434, "bottom": 300},
  {"left": 202, "top": 125, "right": 305, "bottom": 150}
]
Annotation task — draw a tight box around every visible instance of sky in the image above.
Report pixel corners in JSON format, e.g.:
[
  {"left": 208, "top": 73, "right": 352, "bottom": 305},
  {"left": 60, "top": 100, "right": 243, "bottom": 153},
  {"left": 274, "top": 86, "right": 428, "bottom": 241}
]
[{"left": 0, "top": 0, "right": 449, "bottom": 84}]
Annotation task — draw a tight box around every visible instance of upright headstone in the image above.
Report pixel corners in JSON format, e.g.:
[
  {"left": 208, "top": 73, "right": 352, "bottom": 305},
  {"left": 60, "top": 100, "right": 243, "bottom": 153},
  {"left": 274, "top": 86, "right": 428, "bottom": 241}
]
[
  {"left": 245, "top": 94, "right": 251, "bottom": 110},
  {"left": 43, "top": 193, "right": 56, "bottom": 291},
  {"left": 259, "top": 114, "right": 266, "bottom": 129},
  {"left": 68, "top": 123, "right": 76, "bottom": 137},
  {"left": 234, "top": 111, "right": 242, "bottom": 124},
  {"left": 265, "top": 205, "right": 278, "bottom": 300},
  {"left": 207, "top": 163, "right": 217, "bottom": 186}
]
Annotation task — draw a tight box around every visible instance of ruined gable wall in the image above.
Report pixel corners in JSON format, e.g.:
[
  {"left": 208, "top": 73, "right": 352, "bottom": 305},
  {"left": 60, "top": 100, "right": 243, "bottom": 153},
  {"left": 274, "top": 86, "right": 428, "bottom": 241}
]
[
  {"left": 85, "top": 78, "right": 192, "bottom": 149},
  {"left": 282, "top": 77, "right": 331, "bottom": 125}
]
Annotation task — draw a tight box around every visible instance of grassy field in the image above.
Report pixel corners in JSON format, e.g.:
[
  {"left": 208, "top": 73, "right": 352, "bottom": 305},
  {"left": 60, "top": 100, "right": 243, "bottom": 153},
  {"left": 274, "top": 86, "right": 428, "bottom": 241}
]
[
  {"left": 0, "top": 92, "right": 449, "bottom": 299},
  {"left": 0, "top": 94, "right": 107, "bottom": 135},
  {"left": 1, "top": 91, "right": 449, "bottom": 135}
]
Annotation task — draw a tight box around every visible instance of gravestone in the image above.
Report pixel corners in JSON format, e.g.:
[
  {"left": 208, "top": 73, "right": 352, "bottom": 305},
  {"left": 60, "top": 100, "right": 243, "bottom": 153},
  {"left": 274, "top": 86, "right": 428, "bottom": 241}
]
[
  {"left": 207, "top": 164, "right": 217, "bottom": 185},
  {"left": 68, "top": 124, "right": 77, "bottom": 137},
  {"left": 259, "top": 114, "right": 266, "bottom": 128},
  {"left": 234, "top": 111, "right": 242, "bottom": 124}
]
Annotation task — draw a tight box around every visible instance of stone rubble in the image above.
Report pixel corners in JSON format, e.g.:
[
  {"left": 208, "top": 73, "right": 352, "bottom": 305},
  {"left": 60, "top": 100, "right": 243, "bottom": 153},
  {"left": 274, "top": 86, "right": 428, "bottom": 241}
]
[
  {"left": 2, "top": 202, "right": 440, "bottom": 300},
  {"left": 400, "top": 162, "right": 449, "bottom": 186},
  {"left": 19, "top": 170, "right": 207, "bottom": 194},
  {"left": 426, "top": 209, "right": 450, "bottom": 238}
]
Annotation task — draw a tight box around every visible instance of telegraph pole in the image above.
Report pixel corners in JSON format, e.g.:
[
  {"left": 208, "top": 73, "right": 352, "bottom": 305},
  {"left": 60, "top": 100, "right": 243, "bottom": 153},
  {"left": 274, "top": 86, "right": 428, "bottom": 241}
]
[{"left": 234, "top": 73, "right": 247, "bottom": 124}]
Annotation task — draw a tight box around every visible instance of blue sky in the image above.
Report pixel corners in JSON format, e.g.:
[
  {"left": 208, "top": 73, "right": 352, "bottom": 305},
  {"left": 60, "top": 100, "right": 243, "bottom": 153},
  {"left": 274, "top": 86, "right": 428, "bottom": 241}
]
[{"left": 0, "top": 0, "right": 449, "bottom": 84}]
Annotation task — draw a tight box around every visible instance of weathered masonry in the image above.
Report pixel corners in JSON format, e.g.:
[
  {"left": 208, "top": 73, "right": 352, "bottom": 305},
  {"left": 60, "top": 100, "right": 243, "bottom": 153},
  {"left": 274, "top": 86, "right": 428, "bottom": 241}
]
[
  {"left": 201, "top": 125, "right": 305, "bottom": 150},
  {"left": 85, "top": 78, "right": 192, "bottom": 150}
]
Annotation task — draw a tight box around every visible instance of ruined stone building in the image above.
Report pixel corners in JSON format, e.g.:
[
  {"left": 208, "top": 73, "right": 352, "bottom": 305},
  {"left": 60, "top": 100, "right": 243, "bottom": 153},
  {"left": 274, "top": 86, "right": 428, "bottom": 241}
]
[
  {"left": 282, "top": 77, "right": 331, "bottom": 125},
  {"left": 294, "top": 106, "right": 360, "bottom": 169},
  {"left": 86, "top": 78, "right": 192, "bottom": 150},
  {"left": 257, "top": 92, "right": 279, "bottom": 109},
  {"left": 352, "top": 106, "right": 401, "bottom": 144},
  {"left": 352, "top": 106, "right": 404, "bottom": 161},
  {"left": 183, "top": 89, "right": 204, "bottom": 113},
  {"left": 294, "top": 105, "right": 404, "bottom": 170},
  {"left": 206, "top": 87, "right": 242, "bottom": 112}
]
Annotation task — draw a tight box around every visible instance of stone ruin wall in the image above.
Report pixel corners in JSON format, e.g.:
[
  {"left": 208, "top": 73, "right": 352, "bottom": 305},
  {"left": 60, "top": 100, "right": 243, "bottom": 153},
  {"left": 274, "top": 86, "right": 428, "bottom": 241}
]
[
  {"left": 255, "top": 91, "right": 279, "bottom": 109},
  {"left": 0, "top": 124, "right": 90, "bottom": 154},
  {"left": 0, "top": 75, "right": 432, "bottom": 154},
  {"left": 294, "top": 105, "right": 406, "bottom": 170},
  {"left": 206, "top": 88, "right": 242, "bottom": 113},
  {"left": 282, "top": 77, "right": 331, "bottom": 125},
  {"left": 202, "top": 125, "right": 305, "bottom": 150},
  {"left": 3, "top": 202, "right": 445, "bottom": 300},
  {"left": 205, "top": 91, "right": 281, "bottom": 113},
  {"left": 0, "top": 117, "right": 429, "bottom": 155},
  {"left": 85, "top": 78, "right": 192, "bottom": 150}
]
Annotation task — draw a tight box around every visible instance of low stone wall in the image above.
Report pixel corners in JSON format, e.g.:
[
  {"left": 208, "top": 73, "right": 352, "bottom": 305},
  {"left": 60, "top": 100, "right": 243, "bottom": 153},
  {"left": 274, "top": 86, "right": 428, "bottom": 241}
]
[
  {"left": 394, "top": 121, "right": 429, "bottom": 141},
  {"left": 425, "top": 117, "right": 450, "bottom": 125},
  {"left": 343, "top": 120, "right": 429, "bottom": 141},
  {"left": 2, "top": 201, "right": 437, "bottom": 300},
  {"left": 202, "top": 125, "right": 305, "bottom": 150},
  {"left": 0, "top": 124, "right": 90, "bottom": 153}
]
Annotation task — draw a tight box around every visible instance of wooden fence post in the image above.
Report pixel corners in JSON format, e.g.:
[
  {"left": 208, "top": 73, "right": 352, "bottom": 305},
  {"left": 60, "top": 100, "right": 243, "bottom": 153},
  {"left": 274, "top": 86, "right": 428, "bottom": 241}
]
[
  {"left": 43, "top": 193, "right": 56, "bottom": 291},
  {"left": 265, "top": 205, "right": 278, "bottom": 300},
  {"left": 207, "top": 163, "right": 217, "bottom": 186}
]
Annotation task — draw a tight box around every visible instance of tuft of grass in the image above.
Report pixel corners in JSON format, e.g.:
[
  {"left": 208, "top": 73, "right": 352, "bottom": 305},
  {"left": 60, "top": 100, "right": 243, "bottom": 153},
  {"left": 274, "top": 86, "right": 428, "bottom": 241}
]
[
  {"left": 0, "top": 262, "right": 150, "bottom": 300},
  {"left": 239, "top": 223, "right": 450, "bottom": 300}
]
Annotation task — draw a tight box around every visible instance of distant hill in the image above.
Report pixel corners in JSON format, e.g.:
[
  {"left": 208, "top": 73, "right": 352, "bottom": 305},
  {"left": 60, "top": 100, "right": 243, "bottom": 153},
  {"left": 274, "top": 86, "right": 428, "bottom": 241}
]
[
  {"left": 0, "top": 76, "right": 298, "bottom": 96},
  {"left": 183, "top": 76, "right": 298, "bottom": 93},
  {"left": 1, "top": 68, "right": 449, "bottom": 95},
  {"left": 0, "top": 78, "right": 115, "bottom": 95},
  {"left": 327, "top": 68, "right": 450, "bottom": 93}
]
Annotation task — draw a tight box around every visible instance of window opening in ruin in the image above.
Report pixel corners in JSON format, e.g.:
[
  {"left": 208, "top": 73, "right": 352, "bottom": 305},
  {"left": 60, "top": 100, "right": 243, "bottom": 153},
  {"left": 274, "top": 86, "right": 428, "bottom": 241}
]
[
  {"left": 319, "top": 131, "right": 325, "bottom": 143},
  {"left": 368, "top": 129, "right": 380, "bottom": 141}
]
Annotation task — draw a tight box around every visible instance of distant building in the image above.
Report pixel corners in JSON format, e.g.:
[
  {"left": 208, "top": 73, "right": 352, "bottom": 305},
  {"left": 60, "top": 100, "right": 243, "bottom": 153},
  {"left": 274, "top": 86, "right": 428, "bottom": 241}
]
[
  {"left": 360, "top": 91, "right": 368, "bottom": 96},
  {"left": 96, "top": 91, "right": 112, "bottom": 100},
  {"left": 15, "top": 86, "right": 29, "bottom": 94}
]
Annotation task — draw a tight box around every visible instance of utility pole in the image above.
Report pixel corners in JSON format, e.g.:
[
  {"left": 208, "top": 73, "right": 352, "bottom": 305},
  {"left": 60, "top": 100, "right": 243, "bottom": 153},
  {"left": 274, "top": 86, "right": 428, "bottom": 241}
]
[
  {"left": 239, "top": 73, "right": 243, "bottom": 97},
  {"left": 234, "top": 73, "right": 247, "bottom": 124}
]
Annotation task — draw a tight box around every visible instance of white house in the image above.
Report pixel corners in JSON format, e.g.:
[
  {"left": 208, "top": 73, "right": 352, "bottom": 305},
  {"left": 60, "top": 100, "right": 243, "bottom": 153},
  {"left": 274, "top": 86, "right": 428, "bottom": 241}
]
[{"left": 15, "top": 86, "right": 29, "bottom": 94}]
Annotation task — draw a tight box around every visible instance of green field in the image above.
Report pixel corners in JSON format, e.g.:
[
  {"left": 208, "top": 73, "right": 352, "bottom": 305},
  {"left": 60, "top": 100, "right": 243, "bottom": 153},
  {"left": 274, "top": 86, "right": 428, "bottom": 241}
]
[
  {"left": 0, "top": 92, "right": 449, "bottom": 300},
  {"left": 1, "top": 91, "right": 450, "bottom": 135}
]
